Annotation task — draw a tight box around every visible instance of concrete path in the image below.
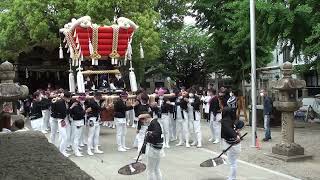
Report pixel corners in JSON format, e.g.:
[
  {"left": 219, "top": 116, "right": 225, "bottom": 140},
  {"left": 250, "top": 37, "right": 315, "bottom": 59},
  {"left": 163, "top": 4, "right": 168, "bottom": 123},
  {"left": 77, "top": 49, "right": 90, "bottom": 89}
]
[{"left": 68, "top": 124, "right": 301, "bottom": 180}]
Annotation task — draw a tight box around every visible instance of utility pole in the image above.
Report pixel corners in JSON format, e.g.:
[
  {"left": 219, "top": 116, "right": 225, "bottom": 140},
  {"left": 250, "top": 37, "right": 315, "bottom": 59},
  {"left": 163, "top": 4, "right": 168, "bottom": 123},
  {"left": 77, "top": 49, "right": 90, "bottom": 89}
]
[{"left": 250, "top": 0, "right": 257, "bottom": 147}]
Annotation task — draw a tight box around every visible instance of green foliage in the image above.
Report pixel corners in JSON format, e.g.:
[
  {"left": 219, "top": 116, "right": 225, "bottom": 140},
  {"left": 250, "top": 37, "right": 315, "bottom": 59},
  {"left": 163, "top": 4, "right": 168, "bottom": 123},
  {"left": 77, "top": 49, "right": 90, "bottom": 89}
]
[
  {"left": 193, "top": 0, "right": 274, "bottom": 84},
  {"left": 150, "top": 26, "right": 213, "bottom": 87},
  {"left": 0, "top": 0, "right": 160, "bottom": 80}
]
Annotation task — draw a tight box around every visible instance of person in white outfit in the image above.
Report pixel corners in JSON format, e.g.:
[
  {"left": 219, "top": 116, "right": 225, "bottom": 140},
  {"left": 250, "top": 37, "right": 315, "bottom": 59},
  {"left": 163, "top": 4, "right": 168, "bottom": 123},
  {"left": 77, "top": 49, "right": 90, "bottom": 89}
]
[
  {"left": 50, "top": 91, "right": 72, "bottom": 157},
  {"left": 201, "top": 91, "right": 211, "bottom": 122},
  {"left": 133, "top": 93, "right": 152, "bottom": 150},
  {"left": 40, "top": 92, "right": 51, "bottom": 133},
  {"left": 69, "top": 96, "right": 86, "bottom": 157},
  {"left": 187, "top": 92, "right": 202, "bottom": 147},
  {"left": 221, "top": 107, "right": 244, "bottom": 180},
  {"left": 208, "top": 89, "right": 223, "bottom": 144},
  {"left": 157, "top": 96, "right": 173, "bottom": 148},
  {"left": 85, "top": 92, "right": 104, "bottom": 155},
  {"left": 113, "top": 92, "right": 133, "bottom": 152},
  {"left": 169, "top": 96, "right": 177, "bottom": 141},
  {"left": 139, "top": 113, "right": 164, "bottom": 180},
  {"left": 29, "top": 92, "right": 44, "bottom": 132},
  {"left": 175, "top": 92, "right": 190, "bottom": 148}
]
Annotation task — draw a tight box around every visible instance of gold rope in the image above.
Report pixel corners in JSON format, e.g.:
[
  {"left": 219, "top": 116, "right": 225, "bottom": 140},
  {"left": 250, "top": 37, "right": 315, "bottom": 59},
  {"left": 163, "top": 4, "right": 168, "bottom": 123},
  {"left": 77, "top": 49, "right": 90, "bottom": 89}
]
[
  {"left": 109, "top": 25, "right": 120, "bottom": 59},
  {"left": 90, "top": 25, "right": 101, "bottom": 60}
]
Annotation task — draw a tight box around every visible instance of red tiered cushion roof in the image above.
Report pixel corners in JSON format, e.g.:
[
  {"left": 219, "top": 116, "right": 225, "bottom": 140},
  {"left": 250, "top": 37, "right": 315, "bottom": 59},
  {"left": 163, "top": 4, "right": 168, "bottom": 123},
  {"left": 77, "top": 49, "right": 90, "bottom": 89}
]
[{"left": 74, "top": 27, "right": 134, "bottom": 59}]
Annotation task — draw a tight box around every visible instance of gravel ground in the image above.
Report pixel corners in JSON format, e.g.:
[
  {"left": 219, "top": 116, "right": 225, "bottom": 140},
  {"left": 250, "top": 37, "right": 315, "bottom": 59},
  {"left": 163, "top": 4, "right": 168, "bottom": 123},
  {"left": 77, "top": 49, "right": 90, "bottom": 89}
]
[
  {"left": 0, "top": 131, "right": 94, "bottom": 180},
  {"left": 200, "top": 120, "right": 320, "bottom": 180}
]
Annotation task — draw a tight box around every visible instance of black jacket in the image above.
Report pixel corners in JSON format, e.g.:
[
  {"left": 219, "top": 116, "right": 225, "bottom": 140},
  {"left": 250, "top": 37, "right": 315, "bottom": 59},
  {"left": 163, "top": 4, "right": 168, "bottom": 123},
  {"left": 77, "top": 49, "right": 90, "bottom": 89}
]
[
  {"left": 174, "top": 98, "right": 188, "bottom": 120},
  {"left": 30, "top": 100, "right": 43, "bottom": 120},
  {"left": 51, "top": 99, "right": 68, "bottom": 119},
  {"left": 146, "top": 118, "right": 163, "bottom": 149},
  {"left": 114, "top": 99, "right": 133, "bottom": 118},
  {"left": 190, "top": 96, "right": 201, "bottom": 111},
  {"left": 70, "top": 101, "right": 85, "bottom": 120},
  {"left": 221, "top": 108, "right": 238, "bottom": 145},
  {"left": 86, "top": 99, "right": 103, "bottom": 119},
  {"left": 209, "top": 96, "right": 222, "bottom": 115},
  {"left": 134, "top": 103, "right": 151, "bottom": 118},
  {"left": 40, "top": 98, "right": 51, "bottom": 110}
]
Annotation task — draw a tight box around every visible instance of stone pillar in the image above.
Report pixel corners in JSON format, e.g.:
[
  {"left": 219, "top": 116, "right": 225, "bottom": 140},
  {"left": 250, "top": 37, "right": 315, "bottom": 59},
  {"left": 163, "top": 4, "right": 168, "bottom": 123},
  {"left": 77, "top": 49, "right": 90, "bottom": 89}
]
[
  {"left": 269, "top": 62, "right": 312, "bottom": 161},
  {"left": 0, "top": 61, "right": 29, "bottom": 115}
]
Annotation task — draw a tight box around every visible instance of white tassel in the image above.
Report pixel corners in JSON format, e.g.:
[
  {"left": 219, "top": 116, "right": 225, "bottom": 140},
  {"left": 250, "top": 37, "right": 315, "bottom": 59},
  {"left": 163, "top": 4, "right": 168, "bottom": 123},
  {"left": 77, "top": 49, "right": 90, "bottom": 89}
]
[
  {"left": 124, "top": 55, "right": 127, "bottom": 66},
  {"left": 25, "top": 68, "right": 28, "bottom": 79},
  {"left": 75, "top": 59, "right": 79, "bottom": 67},
  {"left": 91, "top": 59, "right": 95, "bottom": 65},
  {"left": 95, "top": 59, "right": 98, "bottom": 65},
  {"left": 89, "top": 38, "right": 94, "bottom": 55},
  {"left": 69, "top": 71, "right": 76, "bottom": 93},
  {"left": 77, "top": 70, "right": 85, "bottom": 93},
  {"left": 129, "top": 68, "right": 138, "bottom": 92},
  {"left": 67, "top": 48, "right": 70, "bottom": 53},
  {"left": 73, "top": 29, "right": 77, "bottom": 38},
  {"left": 80, "top": 54, "right": 84, "bottom": 61},
  {"left": 111, "top": 58, "right": 115, "bottom": 65},
  {"left": 140, "top": 43, "right": 144, "bottom": 59},
  {"left": 63, "top": 38, "right": 66, "bottom": 43},
  {"left": 115, "top": 59, "right": 118, "bottom": 65},
  {"left": 59, "top": 43, "right": 64, "bottom": 59},
  {"left": 65, "top": 43, "right": 68, "bottom": 49},
  {"left": 127, "top": 42, "right": 132, "bottom": 61}
]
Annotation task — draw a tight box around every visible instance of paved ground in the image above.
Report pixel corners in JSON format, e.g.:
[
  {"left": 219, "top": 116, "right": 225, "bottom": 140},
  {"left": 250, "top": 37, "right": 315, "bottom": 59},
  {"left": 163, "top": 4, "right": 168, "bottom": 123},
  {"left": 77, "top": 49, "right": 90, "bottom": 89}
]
[{"left": 53, "top": 120, "right": 320, "bottom": 180}]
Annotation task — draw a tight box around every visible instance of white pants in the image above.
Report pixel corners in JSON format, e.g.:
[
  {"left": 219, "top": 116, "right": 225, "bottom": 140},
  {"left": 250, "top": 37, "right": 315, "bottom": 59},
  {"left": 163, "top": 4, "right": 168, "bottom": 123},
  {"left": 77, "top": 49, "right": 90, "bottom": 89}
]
[
  {"left": 169, "top": 113, "right": 176, "bottom": 140},
  {"left": 223, "top": 141, "right": 241, "bottom": 180},
  {"left": 87, "top": 118, "right": 101, "bottom": 150},
  {"left": 30, "top": 117, "right": 43, "bottom": 131},
  {"left": 209, "top": 112, "right": 222, "bottom": 141},
  {"left": 126, "top": 109, "right": 135, "bottom": 126},
  {"left": 176, "top": 118, "right": 189, "bottom": 144},
  {"left": 115, "top": 118, "right": 127, "bottom": 148},
  {"left": 81, "top": 123, "right": 88, "bottom": 145},
  {"left": 58, "top": 118, "right": 69, "bottom": 154},
  {"left": 49, "top": 117, "right": 59, "bottom": 146},
  {"left": 137, "top": 126, "right": 148, "bottom": 153},
  {"left": 146, "top": 144, "right": 163, "bottom": 180},
  {"left": 159, "top": 114, "right": 170, "bottom": 146},
  {"left": 41, "top": 109, "right": 50, "bottom": 131},
  {"left": 72, "top": 120, "right": 84, "bottom": 153},
  {"left": 66, "top": 118, "right": 72, "bottom": 147}
]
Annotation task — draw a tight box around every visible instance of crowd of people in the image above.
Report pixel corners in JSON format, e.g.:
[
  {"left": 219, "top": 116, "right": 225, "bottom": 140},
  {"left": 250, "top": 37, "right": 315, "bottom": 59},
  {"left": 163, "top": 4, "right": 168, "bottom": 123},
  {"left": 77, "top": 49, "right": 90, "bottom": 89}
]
[{"left": 0, "top": 84, "right": 247, "bottom": 180}]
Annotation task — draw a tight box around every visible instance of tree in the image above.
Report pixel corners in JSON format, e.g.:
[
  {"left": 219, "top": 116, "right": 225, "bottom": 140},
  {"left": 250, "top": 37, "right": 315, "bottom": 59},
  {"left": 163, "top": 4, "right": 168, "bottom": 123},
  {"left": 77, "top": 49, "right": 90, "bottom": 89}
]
[
  {"left": 193, "top": 0, "right": 274, "bottom": 88},
  {"left": 0, "top": 0, "right": 161, "bottom": 83},
  {"left": 147, "top": 26, "right": 213, "bottom": 88}
]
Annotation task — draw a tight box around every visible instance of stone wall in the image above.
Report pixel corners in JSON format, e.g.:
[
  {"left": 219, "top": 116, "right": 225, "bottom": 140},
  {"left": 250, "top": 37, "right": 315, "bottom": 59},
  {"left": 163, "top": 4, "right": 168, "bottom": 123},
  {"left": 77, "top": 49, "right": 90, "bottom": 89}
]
[{"left": 0, "top": 131, "right": 94, "bottom": 180}]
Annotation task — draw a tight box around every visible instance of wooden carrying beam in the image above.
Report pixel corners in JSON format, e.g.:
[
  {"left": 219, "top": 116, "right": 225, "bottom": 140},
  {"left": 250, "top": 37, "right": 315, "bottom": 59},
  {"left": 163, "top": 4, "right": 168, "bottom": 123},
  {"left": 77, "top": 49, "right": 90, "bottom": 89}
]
[{"left": 81, "top": 69, "right": 121, "bottom": 75}]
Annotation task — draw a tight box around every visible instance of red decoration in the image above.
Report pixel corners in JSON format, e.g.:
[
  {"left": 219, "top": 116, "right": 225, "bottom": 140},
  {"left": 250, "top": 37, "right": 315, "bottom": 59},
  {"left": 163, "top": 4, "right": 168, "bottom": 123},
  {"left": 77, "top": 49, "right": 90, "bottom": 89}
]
[{"left": 74, "top": 27, "right": 134, "bottom": 59}]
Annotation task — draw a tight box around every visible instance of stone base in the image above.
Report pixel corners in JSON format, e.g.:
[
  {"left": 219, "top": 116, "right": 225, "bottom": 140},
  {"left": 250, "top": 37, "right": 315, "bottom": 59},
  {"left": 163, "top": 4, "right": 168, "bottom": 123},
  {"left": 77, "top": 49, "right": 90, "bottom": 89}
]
[
  {"left": 269, "top": 142, "right": 313, "bottom": 162},
  {"left": 266, "top": 153, "right": 313, "bottom": 162},
  {"left": 272, "top": 142, "right": 304, "bottom": 156}
]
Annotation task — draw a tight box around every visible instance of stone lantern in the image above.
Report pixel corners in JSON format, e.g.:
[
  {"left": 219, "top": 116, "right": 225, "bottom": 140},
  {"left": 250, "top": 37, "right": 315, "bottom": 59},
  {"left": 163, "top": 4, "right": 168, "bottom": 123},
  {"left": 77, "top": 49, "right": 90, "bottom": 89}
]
[
  {"left": 0, "top": 61, "right": 29, "bottom": 115},
  {"left": 270, "top": 62, "right": 311, "bottom": 161}
]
